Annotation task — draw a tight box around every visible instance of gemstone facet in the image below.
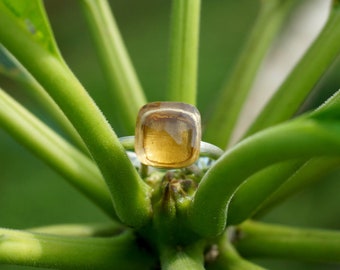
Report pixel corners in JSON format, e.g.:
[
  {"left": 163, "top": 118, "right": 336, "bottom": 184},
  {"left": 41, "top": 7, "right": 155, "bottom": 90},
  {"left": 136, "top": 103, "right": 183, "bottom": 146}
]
[{"left": 135, "top": 102, "right": 201, "bottom": 168}]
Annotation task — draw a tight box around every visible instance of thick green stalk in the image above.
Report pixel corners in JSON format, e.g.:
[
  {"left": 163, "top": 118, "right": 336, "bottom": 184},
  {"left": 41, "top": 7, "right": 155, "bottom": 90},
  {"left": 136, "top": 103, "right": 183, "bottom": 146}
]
[
  {"left": 235, "top": 221, "right": 340, "bottom": 263},
  {"left": 168, "top": 0, "right": 201, "bottom": 105},
  {"left": 159, "top": 243, "right": 205, "bottom": 270},
  {"left": 228, "top": 89, "right": 340, "bottom": 223},
  {"left": 80, "top": 0, "right": 146, "bottom": 133},
  {"left": 245, "top": 2, "right": 340, "bottom": 137},
  {"left": 204, "top": 0, "right": 295, "bottom": 148},
  {"left": 227, "top": 159, "right": 304, "bottom": 225},
  {"left": 189, "top": 118, "right": 340, "bottom": 237},
  {"left": 0, "top": 228, "right": 154, "bottom": 269},
  {"left": 23, "top": 76, "right": 89, "bottom": 153},
  {"left": 0, "top": 88, "right": 114, "bottom": 217},
  {"left": 28, "top": 223, "right": 124, "bottom": 237},
  {"left": 255, "top": 156, "right": 340, "bottom": 216},
  {"left": 311, "top": 88, "right": 340, "bottom": 116},
  {"left": 0, "top": 5, "right": 152, "bottom": 227},
  {"left": 207, "top": 234, "right": 266, "bottom": 270},
  {"left": 1, "top": 48, "right": 88, "bottom": 152}
]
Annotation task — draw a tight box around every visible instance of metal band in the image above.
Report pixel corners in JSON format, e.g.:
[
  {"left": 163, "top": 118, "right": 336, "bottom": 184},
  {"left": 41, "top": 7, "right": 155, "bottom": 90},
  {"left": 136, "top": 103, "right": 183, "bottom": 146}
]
[{"left": 119, "top": 136, "right": 224, "bottom": 160}]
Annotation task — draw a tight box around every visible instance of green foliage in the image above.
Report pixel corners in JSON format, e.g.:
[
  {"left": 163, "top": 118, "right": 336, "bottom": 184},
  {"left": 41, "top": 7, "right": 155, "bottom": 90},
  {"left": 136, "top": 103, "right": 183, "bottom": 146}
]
[
  {"left": 0, "top": 0, "right": 340, "bottom": 269},
  {"left": 0, "top": 0, "right": 61, "bottom": 59},
  {"left": 80, "top": 0, "right": 147, "bottom": 133}
]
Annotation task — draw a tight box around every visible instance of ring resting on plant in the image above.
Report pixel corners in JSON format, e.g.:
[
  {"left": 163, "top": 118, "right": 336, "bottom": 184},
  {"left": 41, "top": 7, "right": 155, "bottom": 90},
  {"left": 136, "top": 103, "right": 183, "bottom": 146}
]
[{"left": 119, "top": 102, "right": 224, "bottom": 169}]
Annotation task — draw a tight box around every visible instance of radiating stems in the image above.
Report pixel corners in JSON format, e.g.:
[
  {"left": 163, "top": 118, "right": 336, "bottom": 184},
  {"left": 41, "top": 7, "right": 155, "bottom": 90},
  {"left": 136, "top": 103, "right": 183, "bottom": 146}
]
[
  {"left": 245, "top": 2, "right": 340, "bottom": 137},
  {"left": 235, "top": 221, "right": 340, "bottom": 263},
  {"left": 1, "top": 47, "right": 88, "bottom": 153},
  {"left": 255, "top": 156, "right": 340, "bottom": 216},
  {"left": 0, "top": 88, "right": 114, "bottom": 217},
  {"left": 23, "top": 76, "right": 89, "bottom": 153},
  {"left": 0, "top": 6, "right": 152, "bottom": 227},
  {"left": 189, "top": 118, "right": 340, "bottom": 237},
  {"left": 168, "top": 0, "right": 201, "bottom": 105},
  {"left": 311, "top": 88, "right": 340, "bottom": 116},
  {"left": 80, "top": 0, "right": 146, "bottom": 133},
  {"left": 207, "top": 233, "right": 266, "bottom": 270},
  {"left": 159, "top": 242, "right": 205, "bottom": 270},
  {"left": 228, "top": 88, "right": 340, "bottom": 223},
  {"left": 204, "top": 0, "right": 296, "bottom": 148},
  {"left": 227, "top": 159, "right": 304, "bottom": 225},
  {"left": 229, "top": 88, "right": 340, "bottom": 222},
  {"left": 0, "top": 228, "right": 154, "bottom": 269}
]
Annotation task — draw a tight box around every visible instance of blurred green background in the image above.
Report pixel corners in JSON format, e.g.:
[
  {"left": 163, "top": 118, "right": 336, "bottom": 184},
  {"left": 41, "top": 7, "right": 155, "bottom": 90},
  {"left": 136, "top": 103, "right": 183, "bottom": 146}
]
[{"left": 0, "top": 0, "right": 340, "bottom": 269}]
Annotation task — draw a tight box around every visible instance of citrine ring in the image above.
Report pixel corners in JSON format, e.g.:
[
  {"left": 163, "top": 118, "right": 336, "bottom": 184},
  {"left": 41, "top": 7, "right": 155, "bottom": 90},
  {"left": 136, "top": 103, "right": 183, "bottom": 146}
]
[{"left": 119, "top": 102, "right": 224, "bottom": 169}]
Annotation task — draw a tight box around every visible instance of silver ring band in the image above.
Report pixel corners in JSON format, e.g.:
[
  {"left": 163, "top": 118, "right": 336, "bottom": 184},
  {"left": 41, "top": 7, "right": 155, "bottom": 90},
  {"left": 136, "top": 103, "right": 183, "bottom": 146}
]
[{"left": 119, "top": 136, "right": 224, "bottom": 160}]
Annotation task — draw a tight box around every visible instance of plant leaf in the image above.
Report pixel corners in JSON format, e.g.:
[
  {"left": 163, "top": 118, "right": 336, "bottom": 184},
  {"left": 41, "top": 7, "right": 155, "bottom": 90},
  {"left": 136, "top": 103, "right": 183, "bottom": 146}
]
[
  {"left": 167, "top": 0, "right": 201, "bottom": 105},
  {"left": 235, "top": 221, "right": 340, "bottom": 263},
  {"left": 80, "top": 0, "right": 147, "bottom": 134},
  {"left": 227, "top": 89, "right": 340, "bottom": 224},
  {"left": 244, "top": 3, "right": 340, "bottom": 138},
  {"left": 0, "top": 44, "right": 28, "bottom": 82},
  {"left": 189, "top": 117, "right": 340, "bottom": 237},
  {"left": 204, "top": 0, "right": 296, "bottom": 148},
  {"left": 0, "top": 228, "right": 154, "bottom": 269},
  {"left": 0, "top": 45, "right": 88, "bottom": 152},
  {"left": 0, "top": 87, "right": 114, "bottom": 218},
  {"left": 0, "top": 5, "right": 153, "bottom": 228},
  {"left": 0, "top": 0, "right": 61, "bottom": 59}
]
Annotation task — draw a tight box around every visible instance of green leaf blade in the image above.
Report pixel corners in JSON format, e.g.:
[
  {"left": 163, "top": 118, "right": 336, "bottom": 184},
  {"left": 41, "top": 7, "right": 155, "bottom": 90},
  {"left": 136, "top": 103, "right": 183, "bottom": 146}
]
[
  {"left": 227, "top": 159, "right": 304, "bottom": 225},
  {"left": 0, "top": 87, "right": 114, "bottom": 217},
  {"left": 1, "top": 0, "right": 62, "bottom": 60},
  {"left": 204, "top": 0, "right": 296, "bottom": 148},
  {"left": 80, "top": 0, "right": 147, "bottom": 133},
  {"left": 168, "top": 0, "right": 201, "bottom": 105},
  {"left": 245, "top": 4, "right": 340, "bottom": 137},
  {"left": 0, "top": 228, "right": 154, "bottom": 269},
  {"left": 189, "top": 118, "right": 340, "bottom": 237},
  {"left": 235, "top": 221, "right": 340, "bottom": 263},
  {"left": 0, "top": 5, "right": 152, "bottom": 227},
  {"left": 0, "top": 46, "right": 88, "bottom": 152}
]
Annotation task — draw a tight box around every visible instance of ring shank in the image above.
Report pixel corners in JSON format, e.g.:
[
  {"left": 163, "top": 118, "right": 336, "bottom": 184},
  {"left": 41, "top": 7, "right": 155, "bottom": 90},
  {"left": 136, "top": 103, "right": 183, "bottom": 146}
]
[{"left": 119, "top": 136, "right": 223, "bottom": 160}]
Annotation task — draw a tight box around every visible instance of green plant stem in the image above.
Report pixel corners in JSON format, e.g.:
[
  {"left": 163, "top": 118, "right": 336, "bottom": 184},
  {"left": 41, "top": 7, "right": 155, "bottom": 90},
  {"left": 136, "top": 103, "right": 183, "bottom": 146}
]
[
  {"left": 228, "top": 88, "right": 340, "bottom": 223},
  {"left": 227, "top": 159, "right": 304, "bottom": 225},
  {"left": 255, "top": 156, "right": 340, "bottom": 216},
  {"left": 1, "top": 47, "right": 88, "bottom": 153},
  {"left": 0, "top": 5, "right": 152, "bottom": 227},
  {"left": 234, "top": 221, "right": 340, "bottom": 263},
  {"left": 189, "top": 118, "right": 340, "bottom": 237},
  {"left": 0, "top": 0, "right": 64, "bottom": 62},
  {"left": 311, "top": 88, "right": 340, "bottom": 117},
  {"left": 168, "top": 0, "right": 201, "bottom": 105},
  {"left": 207, "top": 234, "right": 266, "bottom": 270},
  {"left": 80, "top": 0, "right": 146, "bottom": 133},
  {"left": 24, "top": 76, "right": 89, "bottom": 153},
  {"left": 0, "top": 88, "right": 114, "bottom": 217},
  {"left": 245, "top": 3, "right": 340, "bottom": 137},
  {"left": 159, "top": 242, "right": 205, "bottom": 270},
  {"left": 204, "top": 0, "right": 295, "bottom": 148},
  {"left": 28, "top": 222, "right": 124, "bottom": 237},
  {"left": 0, "top": 228, "right": 154, "bottom": 269}
]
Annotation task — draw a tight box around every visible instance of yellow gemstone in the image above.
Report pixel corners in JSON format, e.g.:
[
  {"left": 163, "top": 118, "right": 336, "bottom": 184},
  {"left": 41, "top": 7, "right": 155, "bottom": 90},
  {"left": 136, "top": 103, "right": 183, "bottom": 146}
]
[{"left": 135, "top": 102, "right": 201, "bottom": 168}]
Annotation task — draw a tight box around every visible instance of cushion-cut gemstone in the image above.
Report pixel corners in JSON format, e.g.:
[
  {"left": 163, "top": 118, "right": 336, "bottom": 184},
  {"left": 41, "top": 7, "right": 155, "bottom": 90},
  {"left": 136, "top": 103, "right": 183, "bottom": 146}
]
[{"left": 135, "top": 102, "right": 201, "bottom": 168}]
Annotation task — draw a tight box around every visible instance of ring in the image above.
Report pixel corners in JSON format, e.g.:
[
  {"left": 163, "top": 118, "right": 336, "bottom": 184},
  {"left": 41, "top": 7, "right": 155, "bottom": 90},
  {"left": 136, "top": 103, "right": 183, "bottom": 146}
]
[
  {"left": 119, "top": 136, "right": 224, "bottom": 163},
  {"left": 120, "top": 101, "right": 223, "bottom": 169}
]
